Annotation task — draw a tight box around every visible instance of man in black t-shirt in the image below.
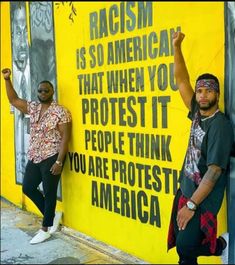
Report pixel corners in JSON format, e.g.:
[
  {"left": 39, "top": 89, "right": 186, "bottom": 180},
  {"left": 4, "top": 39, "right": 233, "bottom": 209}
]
[{"left": 167, "top": 32, "right": 234, "bottom": 265}]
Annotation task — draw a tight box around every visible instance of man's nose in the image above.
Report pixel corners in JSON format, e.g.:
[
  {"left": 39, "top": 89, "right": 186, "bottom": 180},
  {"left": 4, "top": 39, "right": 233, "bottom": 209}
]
[
  {"left": 20, "top": 37, "right": 27, "bottom": 48},
  {"left": 200, "top": 90, "right": 209, "bottom": 97},
  {"left": 18, "top": 31, "right": 28, "bottom": 47}
]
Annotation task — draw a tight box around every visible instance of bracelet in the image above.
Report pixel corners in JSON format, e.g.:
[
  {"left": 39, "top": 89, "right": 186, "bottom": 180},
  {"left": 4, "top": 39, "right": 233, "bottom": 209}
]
[
  {"left": 4, "top": 77, "right": 10, "bottom": 80},
  {"left": 55, "top": 160, "right": 63, "bottom": 166}
]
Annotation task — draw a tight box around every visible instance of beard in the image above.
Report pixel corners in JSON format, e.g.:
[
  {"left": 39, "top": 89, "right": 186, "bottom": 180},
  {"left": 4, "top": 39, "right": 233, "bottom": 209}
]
[
  {"left": 198, "top": 97, "right": 218, "bottom": 111},
  {"left": 38, "top": 95, "right": 53, "bottom": 103}
]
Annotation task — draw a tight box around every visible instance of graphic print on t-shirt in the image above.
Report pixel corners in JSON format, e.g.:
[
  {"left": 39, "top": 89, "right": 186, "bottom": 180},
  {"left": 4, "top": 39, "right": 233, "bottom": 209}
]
[{"left": 183, "top": 112, "right": 205, "bottom": 185}]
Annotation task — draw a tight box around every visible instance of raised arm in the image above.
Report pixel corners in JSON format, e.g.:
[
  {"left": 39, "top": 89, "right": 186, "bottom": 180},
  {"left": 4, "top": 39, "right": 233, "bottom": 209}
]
[
  {"left": 2, "top": 68, "right": 28, "bottom": 114},
  {"left": 173, "top": 32, "right": 194, "bottom": 110}
]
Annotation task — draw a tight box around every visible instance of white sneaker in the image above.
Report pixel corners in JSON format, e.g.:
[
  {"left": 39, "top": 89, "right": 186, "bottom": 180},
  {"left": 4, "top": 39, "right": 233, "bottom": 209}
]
[
  {"left": 30, "top": 229, "right": 51, "bottom": 244},
  {"left": 34, "top": 229, "right": 41, "bottom": 235},
  {"left": 220, "top": 232, "right": 229, "bottom": 264},
  {"left": 49, "top": 211, "right": 62, "bottom": 234}
]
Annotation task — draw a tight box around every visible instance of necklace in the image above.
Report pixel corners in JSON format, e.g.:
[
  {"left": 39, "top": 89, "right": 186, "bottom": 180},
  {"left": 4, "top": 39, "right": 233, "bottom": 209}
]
[{"left": 201, "top": 109, "right": 220, "bottom": 121}]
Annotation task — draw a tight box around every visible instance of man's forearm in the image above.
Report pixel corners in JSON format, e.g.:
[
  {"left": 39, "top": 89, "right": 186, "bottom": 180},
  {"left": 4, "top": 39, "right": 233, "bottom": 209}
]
[
  {"left": 190, "top": 165, "right": 222, "bottom": 206},
  {"left": 5, "top": 79, "right": 19, "bottom": 104},
  {"left": 174, "top": 46, "right": 190, "bottom": 84},
  {"left": 56, "top": 122, "right": 71, "bottom": 164},
  {"left": 2, "top": 68, "right": 27, "bottom": 113},
  {"left": 173, "top": 41, "right": 194, "bottom": 109},
  {"left": 57, "top": 139, "right": 69, "bottom": 164}
]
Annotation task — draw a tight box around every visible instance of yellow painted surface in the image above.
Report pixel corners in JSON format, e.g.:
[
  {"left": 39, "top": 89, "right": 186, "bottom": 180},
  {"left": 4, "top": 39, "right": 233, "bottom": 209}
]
[
  {"left": 1, "top": 2, "right": 22, "bottom": 207},
  {"left": 1, "top": 2, "right": 226, "bottom": 264}
]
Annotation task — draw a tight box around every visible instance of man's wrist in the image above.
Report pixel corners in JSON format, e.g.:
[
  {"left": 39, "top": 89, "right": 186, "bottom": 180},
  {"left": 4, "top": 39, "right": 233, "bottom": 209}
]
[
  {"left": 55, "top": 160, "right": 63, "bottom": 166},
  {"left": 174, "top": 45, "right": 182, "bottom": 50},
  {"left": 186, "top": 199, "right": 198, "bottom": 211}
]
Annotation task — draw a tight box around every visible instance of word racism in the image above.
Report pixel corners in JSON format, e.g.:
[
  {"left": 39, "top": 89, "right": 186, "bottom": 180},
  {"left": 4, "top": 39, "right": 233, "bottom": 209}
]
[
  {"left": 89, "top": 2, "right": 153, "bottom": 40},
  {"left": 76, "top": 3, "right": 181, "bottom": 70},
  {"left": 68, "top": 152, "right": 180, "bottom": 227}
]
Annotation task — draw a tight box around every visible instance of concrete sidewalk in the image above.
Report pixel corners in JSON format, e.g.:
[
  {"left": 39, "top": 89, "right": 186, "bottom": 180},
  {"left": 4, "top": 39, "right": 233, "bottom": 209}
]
[{"left": 0, "top": 197, "right": 149, "bottom": 264}]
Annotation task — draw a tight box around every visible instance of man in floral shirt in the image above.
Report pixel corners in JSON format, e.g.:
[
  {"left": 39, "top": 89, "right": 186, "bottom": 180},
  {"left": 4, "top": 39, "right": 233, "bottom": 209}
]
[{"left": 2, "top": 68, "right": 72, "bottom": 244}]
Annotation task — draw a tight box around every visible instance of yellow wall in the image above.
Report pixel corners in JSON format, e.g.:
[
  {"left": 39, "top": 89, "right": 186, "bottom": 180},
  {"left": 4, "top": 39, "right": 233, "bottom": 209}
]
[
  {"left": 1, "top": 2, "right": 226, "bottom": 264},
  {"left": 1, "top": 2, "right": 23, "bottom": 207}
]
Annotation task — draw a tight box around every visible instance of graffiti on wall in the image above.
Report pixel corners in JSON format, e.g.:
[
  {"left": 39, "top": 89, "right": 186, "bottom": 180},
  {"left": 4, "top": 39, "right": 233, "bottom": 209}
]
[
  {"left": 10, "top": 2, "right": 31, "bottom": 184},
  {"left": 29, "top": 2, "right": 57, "bottom": 101}
]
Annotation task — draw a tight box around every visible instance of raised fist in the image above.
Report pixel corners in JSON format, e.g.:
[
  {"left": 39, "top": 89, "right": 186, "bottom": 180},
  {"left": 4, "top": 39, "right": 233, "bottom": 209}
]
[
  {"left": 2, "top": 68, "right": 11, "bottom": 80},
  {"left": 172, "top": 31, "right": 185, "bottom": 48}
]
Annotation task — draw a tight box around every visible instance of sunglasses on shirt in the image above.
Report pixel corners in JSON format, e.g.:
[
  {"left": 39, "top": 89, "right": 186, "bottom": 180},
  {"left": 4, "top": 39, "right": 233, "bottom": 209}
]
[{"left": 38, "top": 89, "right": 50, "bottom": 94}]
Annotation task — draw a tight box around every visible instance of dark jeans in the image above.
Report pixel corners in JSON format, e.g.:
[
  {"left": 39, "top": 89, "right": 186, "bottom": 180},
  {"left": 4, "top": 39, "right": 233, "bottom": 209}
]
[
  {"left": 173, "top": 189, "right": 224, "bottom": 265},
  {"left": 22, "top": 154, "right": 61, "bottom": 227}
]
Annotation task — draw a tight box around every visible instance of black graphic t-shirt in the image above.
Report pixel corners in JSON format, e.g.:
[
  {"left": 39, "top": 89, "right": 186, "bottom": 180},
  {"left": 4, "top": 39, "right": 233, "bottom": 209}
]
[{"left": 179, "top": 95, "right": 234, "bottom": 215}]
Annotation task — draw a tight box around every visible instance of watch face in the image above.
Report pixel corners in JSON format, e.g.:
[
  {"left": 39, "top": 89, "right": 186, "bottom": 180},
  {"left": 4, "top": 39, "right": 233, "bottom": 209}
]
[{"left": 187, "top": 201, "right": 195, "bottom": 210}]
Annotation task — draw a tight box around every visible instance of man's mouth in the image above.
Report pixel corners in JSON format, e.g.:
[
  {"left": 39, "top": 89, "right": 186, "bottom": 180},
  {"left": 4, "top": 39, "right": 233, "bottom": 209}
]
[
  {"left": 199, "top": 100, "right": 208, "bottom": 104},
  {"left": 18, "top": 51, "right": 27, "bottom": 60}
]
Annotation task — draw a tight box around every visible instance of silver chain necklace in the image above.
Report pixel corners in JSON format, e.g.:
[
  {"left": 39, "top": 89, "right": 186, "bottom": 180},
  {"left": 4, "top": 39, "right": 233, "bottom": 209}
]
[{"left": 201, "top": 109, "right": 220, "bottom": 121}]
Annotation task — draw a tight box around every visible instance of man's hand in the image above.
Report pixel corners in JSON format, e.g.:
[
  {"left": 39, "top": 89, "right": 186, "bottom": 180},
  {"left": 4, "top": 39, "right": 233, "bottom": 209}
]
[
  {"left": 172, "top": 31, "right": 185, "bottom": 48},
  {"left": 50, "top": 163, "right": 63, "bottom": 176},
  {"left": 2, "top": 68, "right": 11, "bottom": 80},
  {"left": 177, "top": 206, "right": 195, "bottom": 230}
]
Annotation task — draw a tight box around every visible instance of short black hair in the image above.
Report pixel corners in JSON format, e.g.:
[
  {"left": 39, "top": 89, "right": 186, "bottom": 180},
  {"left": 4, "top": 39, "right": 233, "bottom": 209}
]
[
  {"left": 196, "top": 73, "right": 220, "bottom": 93},
  {"left": 38, "top": 80, "right": 54, "bottom": 90}
]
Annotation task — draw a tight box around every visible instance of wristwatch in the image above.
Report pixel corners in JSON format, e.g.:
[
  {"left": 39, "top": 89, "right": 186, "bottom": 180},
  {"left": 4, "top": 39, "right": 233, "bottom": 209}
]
[
  {"left": 55, "top": 160, "right": 63, "bottom": 166},
  {"left": 186, "top": 199, "right": 197, "bottom": 211}
]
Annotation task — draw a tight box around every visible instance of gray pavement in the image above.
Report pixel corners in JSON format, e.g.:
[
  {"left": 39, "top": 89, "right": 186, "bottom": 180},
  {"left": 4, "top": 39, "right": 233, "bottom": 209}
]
[{"left": 0, "top": 197, "right": 149, "bottom": 264}]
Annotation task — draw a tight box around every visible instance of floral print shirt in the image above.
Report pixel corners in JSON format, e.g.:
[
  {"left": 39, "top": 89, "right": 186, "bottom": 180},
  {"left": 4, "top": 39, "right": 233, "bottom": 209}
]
[{"left": 27, "top": 101, "right": 71, "bottom": 163}]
